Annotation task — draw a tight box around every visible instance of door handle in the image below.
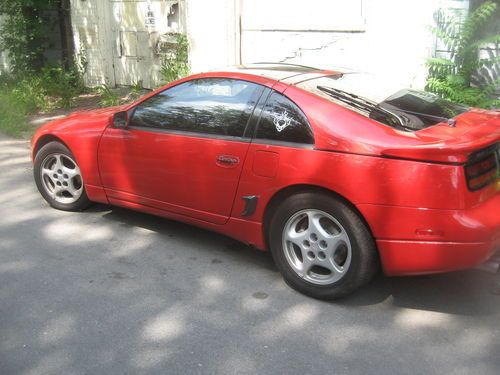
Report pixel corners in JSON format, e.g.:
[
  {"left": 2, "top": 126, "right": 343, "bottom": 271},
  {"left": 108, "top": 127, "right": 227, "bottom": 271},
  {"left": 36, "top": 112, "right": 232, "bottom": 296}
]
[{"left": 216, "top": 155, "right": 240, "bottom": 167}]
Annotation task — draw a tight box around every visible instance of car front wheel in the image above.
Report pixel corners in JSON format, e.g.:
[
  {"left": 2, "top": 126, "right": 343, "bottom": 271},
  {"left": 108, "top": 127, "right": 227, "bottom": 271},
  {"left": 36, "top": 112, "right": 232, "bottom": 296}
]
[
  {"left": 269, "top": 192, "right": 378, "bottom": 300},
  {"left": 34, "top": 141, "right": 91, "bottom": 211}
]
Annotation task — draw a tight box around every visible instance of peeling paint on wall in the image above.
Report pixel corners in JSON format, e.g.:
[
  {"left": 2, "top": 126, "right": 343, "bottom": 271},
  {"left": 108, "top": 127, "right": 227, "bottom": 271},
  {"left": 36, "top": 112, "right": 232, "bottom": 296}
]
[{"left": 71, "top": 0, "right": 185, "bottom": 88}]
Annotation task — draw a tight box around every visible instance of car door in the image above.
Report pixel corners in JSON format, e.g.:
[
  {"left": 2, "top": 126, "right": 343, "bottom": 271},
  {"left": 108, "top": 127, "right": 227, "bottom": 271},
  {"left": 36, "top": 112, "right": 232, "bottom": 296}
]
[
  {"left": 233, "top": 90, "right": 316, "bottom": 219},
  {"left": 98, "top": 78, "right": 264, "bottom": 224}
]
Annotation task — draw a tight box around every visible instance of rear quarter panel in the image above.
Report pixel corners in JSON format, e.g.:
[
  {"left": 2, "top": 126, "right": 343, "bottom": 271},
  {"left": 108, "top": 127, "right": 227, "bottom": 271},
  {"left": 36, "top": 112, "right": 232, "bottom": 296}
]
[{"left": 234, "top": 143, "right": 465, "bottom": 219}]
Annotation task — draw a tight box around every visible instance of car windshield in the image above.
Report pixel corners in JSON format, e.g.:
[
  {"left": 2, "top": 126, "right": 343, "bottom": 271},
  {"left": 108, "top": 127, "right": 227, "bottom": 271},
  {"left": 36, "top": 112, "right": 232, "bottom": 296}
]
[{"left": 296, "top": 73, "right": 469, "bottom": 131}]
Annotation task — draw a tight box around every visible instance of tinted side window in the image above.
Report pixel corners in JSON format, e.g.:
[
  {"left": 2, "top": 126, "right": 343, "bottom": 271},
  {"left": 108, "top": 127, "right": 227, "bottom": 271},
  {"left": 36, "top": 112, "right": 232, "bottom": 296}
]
[
  {"left": 130, "top": 78, "right": 262, "bottom": 137},
  {"left": 256, "top": 92, "right": 314, "bottom": 144}
]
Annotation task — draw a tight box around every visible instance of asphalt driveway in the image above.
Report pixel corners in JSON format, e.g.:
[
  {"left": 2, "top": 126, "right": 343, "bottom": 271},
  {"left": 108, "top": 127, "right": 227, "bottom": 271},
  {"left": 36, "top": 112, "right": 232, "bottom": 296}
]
[{"left": 0, "top": 133, "right": 499, "bottom": 375}]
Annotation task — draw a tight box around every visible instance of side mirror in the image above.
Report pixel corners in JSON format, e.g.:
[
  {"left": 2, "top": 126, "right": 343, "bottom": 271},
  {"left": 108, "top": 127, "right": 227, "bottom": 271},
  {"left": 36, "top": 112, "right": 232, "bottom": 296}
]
[{"left": 113, "top": 111, "right": 129, "bottom": 129}]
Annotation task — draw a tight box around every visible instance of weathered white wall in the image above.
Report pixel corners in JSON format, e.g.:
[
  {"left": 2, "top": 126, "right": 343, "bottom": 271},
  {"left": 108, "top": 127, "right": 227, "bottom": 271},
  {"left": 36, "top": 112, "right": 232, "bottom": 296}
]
[
  {"left": 185, "top": 0, "right": 239, "bottom": 73},
  {"left": 71, "top": 0, "right": 185, "bottom": 88},
  {"left": 0, "top": 14, "right": 10, "bottom": 73},
  {"left": 187, "top": 0, "right": 468, "bottom": 90},
  {"left": 238, "top": 0, "right": 439, "bottom": 89},
  {"left": 70, "top": 0, "right": 115, "bottom": 87},
  {"left": 0, "top": 51, "right": 9, "bottom": 74},
  {"left": 69, "top": 0, "right": 470, "bottom": 91}
]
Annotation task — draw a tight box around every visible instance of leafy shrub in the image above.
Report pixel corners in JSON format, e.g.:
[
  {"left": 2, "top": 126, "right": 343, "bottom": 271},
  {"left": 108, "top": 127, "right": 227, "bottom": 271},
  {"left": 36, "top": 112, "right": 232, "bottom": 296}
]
[
  {"left": 426, "top": 1, "right": 500, "bottom": 108},
  {"left": 40, "top": 65, "right": 85, "bottom": 108},
  {"left": 0, "top": 61, "right": 85, "bottom": 137},
  {"left": 0, "top": 84, "right": 32, "bottom": 138},
  {"left": 159, "top": 33, "right": 190, "bottom": 84},
  {"left": 0, "top": 0, "right": 59, "bottom": 74},
  {"left": 10, "top": 76, "right": 46, "bottom": 112}
]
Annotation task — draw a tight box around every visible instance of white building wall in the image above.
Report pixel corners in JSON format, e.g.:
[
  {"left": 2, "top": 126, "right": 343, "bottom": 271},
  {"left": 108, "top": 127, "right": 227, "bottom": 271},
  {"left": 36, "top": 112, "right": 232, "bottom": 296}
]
[
  {"left": 0, "top": 52, "right": 9, "bottom": 75},
  {"left": 68, "top": 0, "right": 469, "bottom": 90},
  {"left": 70, "top": 0, "right": 115, "bottom": 87},
  {"left": 187, "top": 0, "right": 467, "bottom": 90},
  {"left": 71, "top": 0, "right": 186, "bottom": 88},
  {"left": 0, "top": 15, "right": 11, "bottom": 73},
  {"left": 185, "top": 0, "right": 239, "bottom": 73},
  {"left": 0, "top": 51, "right": 9, "bottom": 74}
]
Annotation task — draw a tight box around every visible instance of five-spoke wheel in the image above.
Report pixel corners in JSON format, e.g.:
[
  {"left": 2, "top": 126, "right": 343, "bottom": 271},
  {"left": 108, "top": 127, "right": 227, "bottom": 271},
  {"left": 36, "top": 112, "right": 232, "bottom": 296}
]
[
  {"left": 283, "top": 209, "right": 352, "bottom": 285},
  {"left": 269, "top": 191, "right": 378, "bottom": 300},
  {"left": 40, "top": 153, "right": 83, "bottom": 204},
  {"left": 34, "top": 141, "right": 91, "bottom": 211}
]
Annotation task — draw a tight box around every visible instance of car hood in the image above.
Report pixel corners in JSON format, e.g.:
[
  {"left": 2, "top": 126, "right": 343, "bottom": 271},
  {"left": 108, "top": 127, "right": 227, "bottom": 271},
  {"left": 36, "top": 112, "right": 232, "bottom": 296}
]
[
  {"left": 38, "top": 105, "right": 126, "bottom": 133},
  {"left": 66, "top": 105, "right": 125, "bottom": 120},
  {"left": 31, "top": 105, "right": 128, "bottom": 160}
]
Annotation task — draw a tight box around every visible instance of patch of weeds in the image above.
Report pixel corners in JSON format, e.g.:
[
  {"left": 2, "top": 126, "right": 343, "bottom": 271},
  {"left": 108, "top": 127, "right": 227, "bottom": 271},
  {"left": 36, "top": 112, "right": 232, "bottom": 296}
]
[
  {"left": 0, "top": 62, "right": 85, "bottom": 138},
  {"left": 97, "top": 85, "right": 120, "bottom": 107},
  {"left": 40, "top": 65, "right": 85, "bottom": 109},
  {"left": 0, "top": 75, "right": 42, "bottom": 137},
  {"left": 130, "top": 81, "right": 143, "bottom": 100},
  {"left": 0, "top": 89, "right": 32, "bottom": 138}
]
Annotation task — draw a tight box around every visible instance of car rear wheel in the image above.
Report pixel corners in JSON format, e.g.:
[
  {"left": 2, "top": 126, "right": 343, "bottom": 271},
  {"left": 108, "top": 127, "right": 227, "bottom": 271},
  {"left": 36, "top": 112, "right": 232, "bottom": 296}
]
[
  {"left": 269, "top": 192, "right": 378, "bottom": 300},
  {"left": 34, "top": 141, "right": 91, "bottom": 211}
]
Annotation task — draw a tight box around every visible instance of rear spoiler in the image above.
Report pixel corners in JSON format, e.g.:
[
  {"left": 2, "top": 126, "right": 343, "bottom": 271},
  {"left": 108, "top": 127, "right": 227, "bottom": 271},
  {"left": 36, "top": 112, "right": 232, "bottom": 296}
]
[{"left": 382, "top": 135, "right": 499, "bottom": 164}]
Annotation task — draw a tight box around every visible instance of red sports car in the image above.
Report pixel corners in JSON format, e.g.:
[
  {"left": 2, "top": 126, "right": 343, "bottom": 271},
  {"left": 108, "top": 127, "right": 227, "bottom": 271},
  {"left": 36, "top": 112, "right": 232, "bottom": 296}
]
[{"left": 31, "top": 63, "right": 500, "bottom": 299}]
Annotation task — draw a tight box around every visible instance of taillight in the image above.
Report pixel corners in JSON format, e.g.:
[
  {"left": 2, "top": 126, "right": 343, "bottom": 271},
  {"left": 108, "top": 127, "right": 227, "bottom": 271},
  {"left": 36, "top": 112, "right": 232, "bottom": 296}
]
[{"left": 465, "top": 146, "right": 499, "bottom": 191}]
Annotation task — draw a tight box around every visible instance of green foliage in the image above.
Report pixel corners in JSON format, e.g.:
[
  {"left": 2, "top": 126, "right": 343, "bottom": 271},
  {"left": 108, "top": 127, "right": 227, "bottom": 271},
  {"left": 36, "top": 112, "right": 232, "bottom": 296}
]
[
  {"left": 0, "top": 61, "right": 86, "bottom": 137},
  {"left": 74, "top": 44, "right": 89, "bottom": 80},
  {"left": 426, "top": 1, "right": 500, "bottom": 108},
  {"left": 0, "top": 0, "right": 59, "bottom": 74},
  {"left": 9, "top": 76, "right": 46, "bottom": 112},
  {"left": 0, "top": 92, "right": 31, "bottom": 138},
  {"left": 159, "top": 33, "right": 190, "bottom": 84},
  {"left": 0, "top": 77, "right": 34, "bottom": 137},
  {"left": 97, "top": 85, "right": 120, "bottom": 108},
  {"left": 130, "top": 81, "right": 143, "bottom": 100},
  {"left": 0, "top": 0, "right": 86, "bottom": 137},
  {"left": 40, "top": 65, "right": 85, "bottom": 108}
]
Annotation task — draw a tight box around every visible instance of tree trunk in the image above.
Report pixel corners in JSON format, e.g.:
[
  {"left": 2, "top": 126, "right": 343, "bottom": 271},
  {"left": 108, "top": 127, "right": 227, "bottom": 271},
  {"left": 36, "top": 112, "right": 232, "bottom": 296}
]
[{"left": 57, "top": 0, "right": 74, "bottom": 70}]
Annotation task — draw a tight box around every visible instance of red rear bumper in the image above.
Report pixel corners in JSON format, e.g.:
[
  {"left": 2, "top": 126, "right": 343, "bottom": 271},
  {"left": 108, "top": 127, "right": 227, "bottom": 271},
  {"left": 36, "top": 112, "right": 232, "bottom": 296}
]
[
  {"left": 358, "top": 193, "right": 500, "bottom": 276},
  {"left": 376, "top": 238, "right": 499, "bottom": 275}
]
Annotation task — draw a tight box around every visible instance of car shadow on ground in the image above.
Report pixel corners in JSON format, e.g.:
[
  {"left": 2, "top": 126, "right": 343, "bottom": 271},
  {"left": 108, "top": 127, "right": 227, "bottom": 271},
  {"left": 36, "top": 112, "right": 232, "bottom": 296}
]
[
  {"left": 93, "top": 204, "right": 500, "bottom": 317},
  {"left": 1, "top": 136, "right": 498, "bottom": 374}
]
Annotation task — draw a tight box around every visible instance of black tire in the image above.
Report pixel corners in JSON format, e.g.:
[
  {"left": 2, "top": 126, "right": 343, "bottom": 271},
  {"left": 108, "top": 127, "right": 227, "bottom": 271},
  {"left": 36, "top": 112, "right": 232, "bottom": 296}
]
[
  {"left": 268, "top": 191, "right": 379, "bottom": 300},
  {"left": 33, "top": 141, "right": 91, "bottom": 211}
]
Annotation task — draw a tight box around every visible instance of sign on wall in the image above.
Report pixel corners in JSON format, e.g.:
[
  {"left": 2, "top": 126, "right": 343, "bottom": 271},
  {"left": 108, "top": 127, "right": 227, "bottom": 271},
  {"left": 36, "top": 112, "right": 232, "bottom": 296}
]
[{"left": 145, "top": 1, "right": 156, "bottom": 29}]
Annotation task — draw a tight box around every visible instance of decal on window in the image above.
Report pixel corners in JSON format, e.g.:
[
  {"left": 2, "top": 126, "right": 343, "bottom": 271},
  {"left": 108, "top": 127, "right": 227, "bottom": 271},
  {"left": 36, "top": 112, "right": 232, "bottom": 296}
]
[{"left": 272, "top": 110, "right": 292, "bottom": 132}]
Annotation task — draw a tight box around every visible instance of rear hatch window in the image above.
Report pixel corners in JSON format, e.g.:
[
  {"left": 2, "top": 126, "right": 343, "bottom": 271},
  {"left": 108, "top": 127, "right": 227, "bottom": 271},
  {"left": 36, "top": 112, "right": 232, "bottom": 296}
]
[{"left": 296, "top": 73, "right": 469, "bottom": 131}]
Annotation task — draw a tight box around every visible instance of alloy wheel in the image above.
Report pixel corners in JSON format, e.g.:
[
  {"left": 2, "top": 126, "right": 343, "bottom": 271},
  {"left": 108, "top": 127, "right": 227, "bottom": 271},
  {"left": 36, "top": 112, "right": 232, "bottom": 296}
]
[
  {"left": 40, "top": 153, "right": 83, "bottom": 204},
  {"left": 282, "top": 209, "right": 352, "bottom": 285}
]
